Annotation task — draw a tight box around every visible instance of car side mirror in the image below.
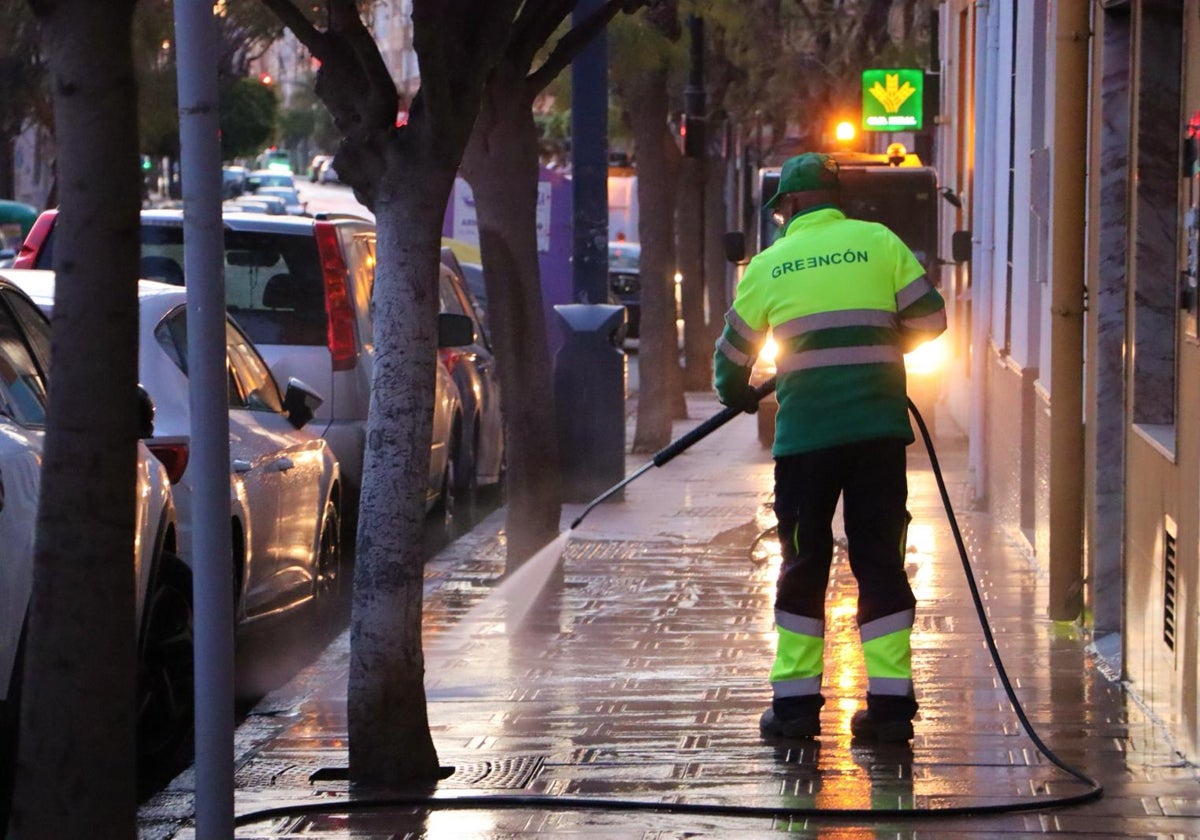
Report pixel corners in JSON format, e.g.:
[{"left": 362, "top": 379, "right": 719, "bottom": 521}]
[
  {"left": 723, "top": 231, "right": 747, "bottom": 264},
  {"left": 951, "top": 230, "right": 972, "bottom": 264},
  {"left": 283, "top": 377, "right": 324, "bottom": 429},
  {"left": 137, "top": 384, "right": 155, "bottom": 438},
  {"left": 438, "top": 312, "right": 474, "bottom": 347}
]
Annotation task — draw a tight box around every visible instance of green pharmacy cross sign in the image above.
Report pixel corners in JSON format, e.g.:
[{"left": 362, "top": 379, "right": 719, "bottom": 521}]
[{"left": 862, "top": 69, "right": 923, "bottom": 131}]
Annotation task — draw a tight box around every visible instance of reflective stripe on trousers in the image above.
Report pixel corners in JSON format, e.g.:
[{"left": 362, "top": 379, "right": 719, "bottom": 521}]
[
  {"left": 860, "top": 608, "right": 915, "bottom": 697},
  {"left": 769, "top": 610, "right": 824, "bottom": 699}
]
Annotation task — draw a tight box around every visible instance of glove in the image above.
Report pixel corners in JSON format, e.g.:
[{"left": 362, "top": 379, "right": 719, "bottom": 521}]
[{"left": 722, "top": 385, "right": 759, "bottom": 415}]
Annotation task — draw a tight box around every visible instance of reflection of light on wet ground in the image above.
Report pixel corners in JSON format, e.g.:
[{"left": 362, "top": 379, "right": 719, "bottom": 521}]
[
  {"left": 751, "top": 532, "right": 781, "bottom": 567},
  {"left": 828, "top": 583, "right": 866, "bottom": 694},
  {"left": 425, "top": 809, "right": 496, "bottom": 837},
  {"left": 906, "top": 522, "right": 937, "bottom": 557},
  {"left": 906, "top": 521, "right": 937, "bottom": 599}
]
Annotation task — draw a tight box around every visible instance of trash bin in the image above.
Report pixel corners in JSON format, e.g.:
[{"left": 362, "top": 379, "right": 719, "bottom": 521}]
[{"left": 554, "top": 303, "right": 627, "bottom": 503}]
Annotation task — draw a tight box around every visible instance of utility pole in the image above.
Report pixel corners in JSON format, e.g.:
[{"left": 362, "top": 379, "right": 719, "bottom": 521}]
[
  {"left": 682, "top": 14, "right": 710, "bottom": 389},
  {"left": 558, "top": 0, "right": 624, "bottom": 502},
  {"left": 683, "top": 15, "right": 706, "bottom": 160},
  {"left": 571, "top": 0, "right": 609, "bottom": 305},
  {"left": 174, "top": 2, "right": 235, "bottom": 836}
]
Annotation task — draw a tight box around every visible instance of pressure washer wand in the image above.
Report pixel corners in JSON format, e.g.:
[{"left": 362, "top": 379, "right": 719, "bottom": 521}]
[{"left": 570, "top": 376, "right": 778, "bottom": 529}]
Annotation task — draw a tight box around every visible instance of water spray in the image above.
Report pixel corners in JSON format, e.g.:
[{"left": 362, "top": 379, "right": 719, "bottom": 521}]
[{"left": 570, "top": 376, "right": 778, "bottom": 530}]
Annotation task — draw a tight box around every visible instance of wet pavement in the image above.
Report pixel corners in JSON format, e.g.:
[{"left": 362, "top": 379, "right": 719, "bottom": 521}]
[{"left": 139, "top": 391, "right": 1200, "bottom": 838}]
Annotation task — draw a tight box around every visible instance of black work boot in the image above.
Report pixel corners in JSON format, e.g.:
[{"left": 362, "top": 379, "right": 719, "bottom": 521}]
[
  {"left": 759, "top": 695, "right": 823, "bottom": 739},
  {"left": 850, "top": 709, "right": 913, "bottom": 742},
  {"left": 760, "top": 707, "right": 820, "bottom": 739},
  {"left": 850, "top": 695, "right": 917, "bottom": 742}
]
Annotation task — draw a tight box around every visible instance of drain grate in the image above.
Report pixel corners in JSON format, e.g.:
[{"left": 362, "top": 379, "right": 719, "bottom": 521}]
[{"left": 1164, "top": 520, "right": 1178, "bottom": 652}]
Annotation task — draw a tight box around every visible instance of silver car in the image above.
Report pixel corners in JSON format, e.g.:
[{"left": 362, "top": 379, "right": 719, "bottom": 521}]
[
  {"left": 0, "top": 274, "right": 187, "bottom": 788},
  {"left": 8, "top": 271, "right": 343, "bottom": 629},
  {"left": 254, "top": 186, "right": 307, "bottom": 216}
]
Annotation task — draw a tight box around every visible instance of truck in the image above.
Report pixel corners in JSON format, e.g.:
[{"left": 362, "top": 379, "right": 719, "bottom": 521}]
[{"left": 725, "top": 147, "right": 948, "bottom": 446}]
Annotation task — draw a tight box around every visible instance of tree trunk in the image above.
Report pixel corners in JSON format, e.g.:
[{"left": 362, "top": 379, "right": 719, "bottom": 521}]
[
  {"left": 461, "top": 70, "right": 563, "bottom": 566},
  {"left": 261, "top": 0, "right": 530, "bottom": 790},
  {"left": 704, "top": 151, "right": 730, "bottom": 351},
  {"left": 12, "top": 1, "right": 141, "bottom": 835},
  {"left": 677, "top": 153, "right": 710, "bottom": 391},
  {"left": 0, "top": 135, "right": 14, "bottom": 200},
  {"left": 348, "top": 154, "right": 454, "bottom": 786},
  {"left": 628, "top": 65, "right": 685, "bottom": 453}
]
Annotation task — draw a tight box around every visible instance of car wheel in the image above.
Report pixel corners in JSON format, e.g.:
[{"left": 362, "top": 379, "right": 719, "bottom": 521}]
[
  {"left": 434, "top": 456, "right": 457, "bottom": 542},
  {"left": 136, "top": 554, "right": 194, "bottom": 768},
  {"left": 451, "top": 420, "right": 479, "bottom": 502},
  {"left": 314, "top": 498, "right": 342, "bottom": 618}
]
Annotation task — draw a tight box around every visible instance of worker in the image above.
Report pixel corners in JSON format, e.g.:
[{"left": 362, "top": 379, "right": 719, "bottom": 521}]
[{"left": 714, "top": 152, "right": 946, "bottom": 742}]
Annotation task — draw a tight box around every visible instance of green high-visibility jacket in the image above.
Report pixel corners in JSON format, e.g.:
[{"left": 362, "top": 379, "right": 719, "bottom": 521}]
[{"left": 714, "top": 206, "right": 946, "bottom": 456}]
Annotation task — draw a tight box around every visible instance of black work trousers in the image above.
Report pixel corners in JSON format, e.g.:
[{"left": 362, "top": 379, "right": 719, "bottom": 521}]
[{"left": 773, "top": 438, "right": 914, "bottom": 627}]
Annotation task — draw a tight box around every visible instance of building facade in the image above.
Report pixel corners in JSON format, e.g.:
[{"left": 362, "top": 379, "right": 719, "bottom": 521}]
[
  {"left": 935, "top": 0, "right": 1200, "bottom": 758},
  {"left": 255, "top": 1, "right": 420, "bottom": 111}
]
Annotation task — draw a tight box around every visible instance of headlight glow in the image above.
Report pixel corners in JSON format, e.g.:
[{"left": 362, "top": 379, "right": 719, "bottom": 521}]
[
  {"left": 751, "top": 334, "right": 778, "bottom": 381},
  {"left": 905, "top": 334, "right": 947, "bottom": 377},
  {"left": 759, "top": 335, "right": 779, "bottom": 364}
]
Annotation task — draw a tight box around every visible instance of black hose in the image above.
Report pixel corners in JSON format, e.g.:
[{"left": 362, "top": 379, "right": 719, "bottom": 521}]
[
  {"left": 905, "top": 396, "right": 1103, "bottom": 804},
  {"left": 234, "top": 398, "right": 1103, "bottom": 828}
]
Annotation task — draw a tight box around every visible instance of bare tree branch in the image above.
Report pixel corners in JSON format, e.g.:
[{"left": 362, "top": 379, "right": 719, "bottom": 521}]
[
  {"left": 510, "top": 0, "right": 573, "bottom": 72},
  {"left": 528, "top": 0, "right": 638, "bottom": 94},
  {"left": 259, "top": 0, "right": 328, "bottom": 58},
  {"left": 329, "top": 0, "right": 398, "bottom": 128}
]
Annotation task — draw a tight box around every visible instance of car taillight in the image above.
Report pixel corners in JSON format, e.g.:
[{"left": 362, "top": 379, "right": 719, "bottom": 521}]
[
  {"left": 314, "top": 221, "right": 358, "bottom": 372},
  {"left": 13, "top": 210, "right": 58, "bottom": 269},
  {"left": 438, "top": 348, "right": 461, "bottom": 375},
  {"left": 147, "top": 440, "right": 190, "bottom": 485}
]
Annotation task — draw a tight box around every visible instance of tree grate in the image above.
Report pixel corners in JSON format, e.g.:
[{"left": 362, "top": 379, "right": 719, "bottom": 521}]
[
  {"left": 439, "top": 756, "right": 546, "bottom": 789},
  {"left": 295, "top": 756, "right": 546, "bottom": 791}
]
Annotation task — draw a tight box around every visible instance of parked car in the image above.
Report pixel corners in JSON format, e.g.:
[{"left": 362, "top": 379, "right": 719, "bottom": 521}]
[
  {"left": 15, "top": 208, "right": 474, "bottom": 532},
  {"left": 440, "top": 247, "right": 490, "bottom": 350},
  {"left": 8, "top": 270, "right": 343, "bottom": 630},
  {"left": 308, "top": 154, "right": 333, "bottom": 183},
  {"left": 222, "top": 165, "right": 249, "bottom": 199},
  {"left": 608, "top": 239, "right": 641, "bottom": 339},
  {"left": 256, "top": 148, "right": 293, "bottom": 174},
  {"left": 255, "top": 186, "right": 307, "bottom": 217},
  {"left": 316, "top": 159, "right": 339, "bottom": 184},
  {"left": 227, "top": 193, "right": 288, "bottom": 216},
  {"left": 246, "top": 169, "right": 296, "bottom": 193},
  {"left": 438, "top": 259, "right": 504, "bottom": 498},
  {"left": 0, "top": 274, "right": 189, "bottom": 799}
]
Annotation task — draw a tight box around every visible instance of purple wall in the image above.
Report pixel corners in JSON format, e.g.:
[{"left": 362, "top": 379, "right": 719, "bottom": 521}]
[{"left": 443, "top": 167, "right": 574, "bottom": 357}]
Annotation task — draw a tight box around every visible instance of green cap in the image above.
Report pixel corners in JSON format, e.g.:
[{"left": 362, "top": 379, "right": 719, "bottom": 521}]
[{"left": 765, "top": 153, "right": 840, "bottom": 209}]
